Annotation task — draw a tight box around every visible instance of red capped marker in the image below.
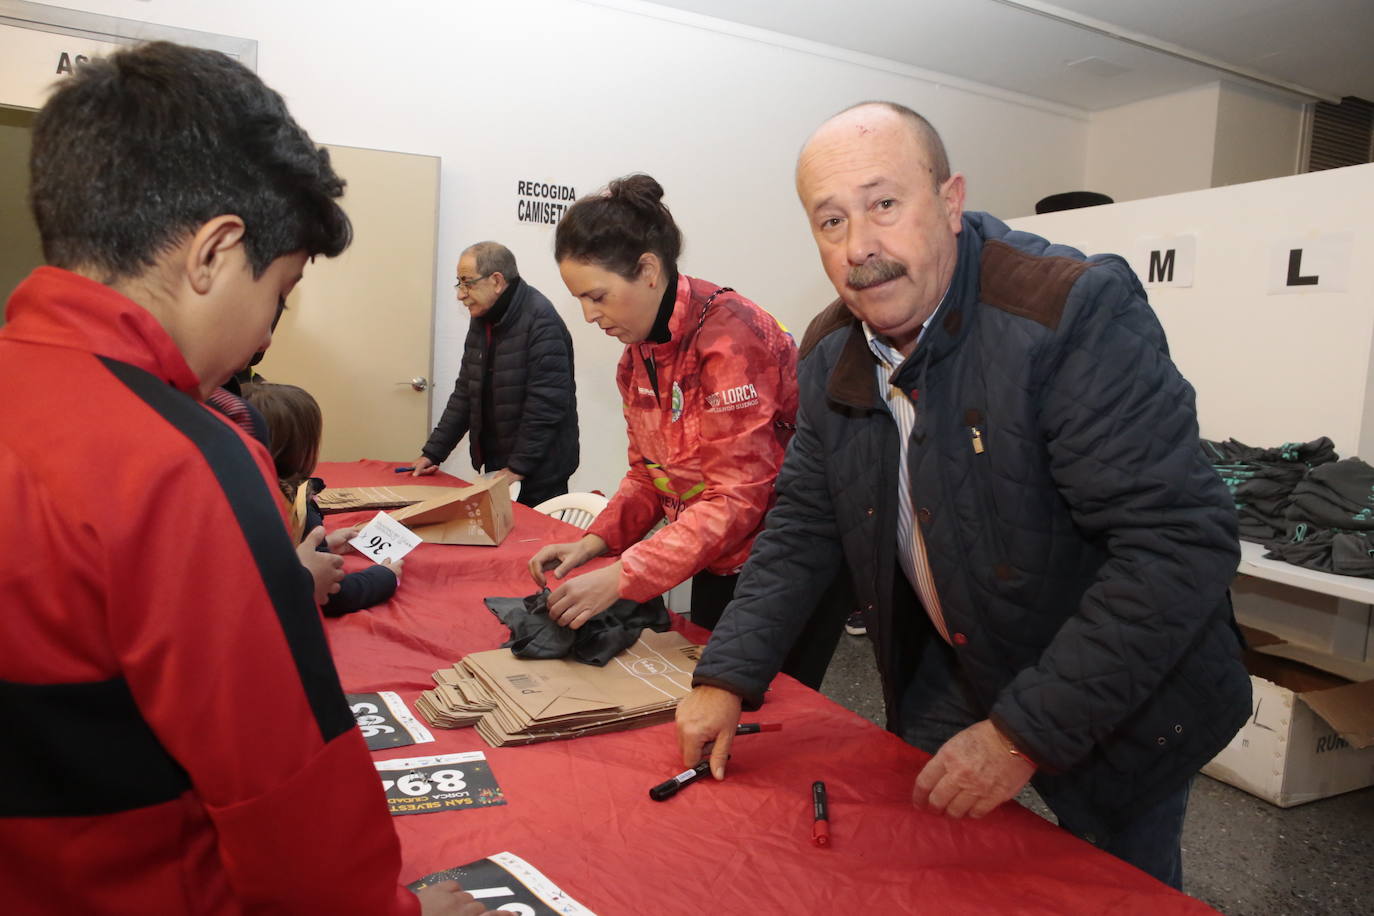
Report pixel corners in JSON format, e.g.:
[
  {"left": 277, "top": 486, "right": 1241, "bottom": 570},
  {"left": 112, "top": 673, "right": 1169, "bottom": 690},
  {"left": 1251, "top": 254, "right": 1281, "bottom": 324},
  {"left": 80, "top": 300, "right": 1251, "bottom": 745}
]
[{"left": 811, "top": 780, "right": 830, "bottom": 847}]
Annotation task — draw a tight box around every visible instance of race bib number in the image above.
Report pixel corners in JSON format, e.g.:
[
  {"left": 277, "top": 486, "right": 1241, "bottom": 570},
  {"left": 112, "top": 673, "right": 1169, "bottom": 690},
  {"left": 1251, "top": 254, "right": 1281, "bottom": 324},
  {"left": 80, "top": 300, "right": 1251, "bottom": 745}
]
[
  {"left": 345, "top": 691, "right": 435, "bottom": 751},
  {"left": 375, "top": 751, "right": 506, "bottom": 816},
  {"left": 349, "top": 511, "right": 421, "bottom": 564},
  {"left": 408, "top": 852, "right": 596, "bottom": 915}
]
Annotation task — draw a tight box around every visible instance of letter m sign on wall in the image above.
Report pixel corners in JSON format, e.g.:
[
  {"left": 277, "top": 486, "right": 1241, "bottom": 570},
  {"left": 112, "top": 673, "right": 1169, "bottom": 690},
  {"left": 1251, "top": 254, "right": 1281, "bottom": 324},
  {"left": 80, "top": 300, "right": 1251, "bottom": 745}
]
[{"left": 1134, "top": 235, "right": 1196, "bottom": 288}]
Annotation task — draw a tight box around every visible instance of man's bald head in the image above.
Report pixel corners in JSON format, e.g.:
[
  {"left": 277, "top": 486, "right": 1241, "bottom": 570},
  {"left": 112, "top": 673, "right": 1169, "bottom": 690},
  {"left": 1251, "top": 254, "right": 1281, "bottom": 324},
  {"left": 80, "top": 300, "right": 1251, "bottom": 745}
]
[
  {"left": 794, "top": 100, "right": 966, "bottom": 355},
  {"left": 799, "top": 101, "right": 950, "bottom": 191}
]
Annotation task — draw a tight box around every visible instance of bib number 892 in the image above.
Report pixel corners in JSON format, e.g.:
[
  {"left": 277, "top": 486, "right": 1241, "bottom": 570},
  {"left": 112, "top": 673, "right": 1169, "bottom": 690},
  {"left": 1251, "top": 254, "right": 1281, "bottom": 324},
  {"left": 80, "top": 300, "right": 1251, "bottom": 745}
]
[{"left": 384, "top": 769, "right": 467, "bottom": 796}]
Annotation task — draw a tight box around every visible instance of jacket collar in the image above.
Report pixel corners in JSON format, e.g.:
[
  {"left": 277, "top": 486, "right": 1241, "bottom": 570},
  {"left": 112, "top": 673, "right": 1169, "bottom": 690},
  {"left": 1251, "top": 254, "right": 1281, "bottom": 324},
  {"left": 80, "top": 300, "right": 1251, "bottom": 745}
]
[
  {"left": 3, "top": 266, "right": 202, "bottom": 396},
  {"left": 646, "top": 268, "right": 679, "bottom": 344},
  {"left": 640, "top": 273, "right": 699, "bottom": 357},
  {"left": 486, "top": 276, "right": 523, "bottom": 329},
  {"left": 826, "top": 215, "right": 984, "bottom": 408}
]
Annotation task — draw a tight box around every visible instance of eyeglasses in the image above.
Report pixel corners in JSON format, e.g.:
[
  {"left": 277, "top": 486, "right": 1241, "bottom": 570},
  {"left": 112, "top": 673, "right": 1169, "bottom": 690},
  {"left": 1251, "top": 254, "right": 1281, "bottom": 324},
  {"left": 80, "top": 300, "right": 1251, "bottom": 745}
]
[{"left": 454, "top": 273, "right": 492, "bottom": 291}]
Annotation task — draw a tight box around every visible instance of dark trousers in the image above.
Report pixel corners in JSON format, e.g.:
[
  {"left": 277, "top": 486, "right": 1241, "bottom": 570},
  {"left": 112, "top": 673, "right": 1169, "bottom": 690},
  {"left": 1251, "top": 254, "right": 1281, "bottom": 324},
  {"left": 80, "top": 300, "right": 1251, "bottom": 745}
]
[
  {"left": 515, "top": 475, "right": 570, "bottom": 509},
  {"left": 688, "top": 570, "right": 853, "bottom": 691},
  {"left": 897, "top": 635, "right": 1191, "bottom": 890}
]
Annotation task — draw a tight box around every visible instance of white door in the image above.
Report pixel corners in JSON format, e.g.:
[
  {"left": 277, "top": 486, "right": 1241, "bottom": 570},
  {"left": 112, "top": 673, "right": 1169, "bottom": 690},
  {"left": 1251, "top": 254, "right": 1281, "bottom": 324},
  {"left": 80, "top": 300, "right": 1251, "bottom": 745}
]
[{"left": 258, "top": 144, "right": 440, "bottom": 462}]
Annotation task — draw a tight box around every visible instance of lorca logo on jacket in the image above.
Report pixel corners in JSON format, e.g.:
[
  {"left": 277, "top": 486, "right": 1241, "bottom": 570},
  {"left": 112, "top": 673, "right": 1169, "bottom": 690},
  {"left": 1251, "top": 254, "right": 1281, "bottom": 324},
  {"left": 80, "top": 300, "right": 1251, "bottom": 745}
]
[{"left": 705, "top": 383, "right": 759, "bottom": 412}]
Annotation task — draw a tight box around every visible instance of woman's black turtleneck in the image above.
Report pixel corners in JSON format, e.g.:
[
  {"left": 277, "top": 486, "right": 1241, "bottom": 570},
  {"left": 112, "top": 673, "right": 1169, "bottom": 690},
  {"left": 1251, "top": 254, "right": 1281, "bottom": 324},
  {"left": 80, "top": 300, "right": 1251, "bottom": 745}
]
[
  {"left": 639, "top": 268, "right": 678, "bottom": 400},
  {"left": 647, "top": 268, "right": 678, "bottom": 344}
]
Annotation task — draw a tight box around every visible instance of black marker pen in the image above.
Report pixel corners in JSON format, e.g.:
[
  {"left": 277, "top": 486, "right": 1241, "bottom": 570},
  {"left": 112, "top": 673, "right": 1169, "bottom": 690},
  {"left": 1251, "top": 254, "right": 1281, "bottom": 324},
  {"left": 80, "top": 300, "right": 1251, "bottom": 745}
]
[
  {"left": 812, "top": 780, "right": 830, "bottom": 847},
  {"left": 649, "top": 760, "right": 712, "bottom": 801}
]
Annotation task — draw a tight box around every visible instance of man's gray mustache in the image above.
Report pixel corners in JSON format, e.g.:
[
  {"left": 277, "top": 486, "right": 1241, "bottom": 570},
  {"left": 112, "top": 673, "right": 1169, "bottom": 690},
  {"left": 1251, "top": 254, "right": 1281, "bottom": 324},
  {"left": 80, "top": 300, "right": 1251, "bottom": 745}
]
[{"left": 848, "top": 260, "right": 908, "bottom": 289}]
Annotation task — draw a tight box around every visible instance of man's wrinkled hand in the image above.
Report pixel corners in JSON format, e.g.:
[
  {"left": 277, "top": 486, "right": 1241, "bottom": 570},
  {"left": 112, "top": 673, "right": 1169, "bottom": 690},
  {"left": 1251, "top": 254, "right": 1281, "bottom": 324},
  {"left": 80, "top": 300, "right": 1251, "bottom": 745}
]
[
  {"left": 675, "top": 686, "right": 743, "bottom": 780},
  {"left": 911, "top": 719, "right": 1035, "bottom": 819},
  {"left": 411, "top": 456, "right": 439, "bottom": 476},
  {"left": 296, "top": 526, "right": 344, "bottom": 603},
  {"left": 546, "top": 562, "right": 622, "bottom": 629}
]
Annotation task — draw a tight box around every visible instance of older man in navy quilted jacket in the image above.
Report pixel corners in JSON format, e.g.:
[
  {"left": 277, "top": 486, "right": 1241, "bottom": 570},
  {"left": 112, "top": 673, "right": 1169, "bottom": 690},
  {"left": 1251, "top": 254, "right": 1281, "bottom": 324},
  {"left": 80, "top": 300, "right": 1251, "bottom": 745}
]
[{"left": 676, "top": 101, "right": 1250, "bottom": 889}]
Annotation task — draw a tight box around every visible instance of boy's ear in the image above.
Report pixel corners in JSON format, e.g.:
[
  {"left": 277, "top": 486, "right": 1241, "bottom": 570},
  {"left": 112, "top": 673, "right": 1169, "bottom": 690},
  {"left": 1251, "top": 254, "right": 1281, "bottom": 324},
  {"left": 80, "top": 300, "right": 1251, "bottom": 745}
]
[{"left": 183, "top": 215, "right": 248, "bottom": 295}]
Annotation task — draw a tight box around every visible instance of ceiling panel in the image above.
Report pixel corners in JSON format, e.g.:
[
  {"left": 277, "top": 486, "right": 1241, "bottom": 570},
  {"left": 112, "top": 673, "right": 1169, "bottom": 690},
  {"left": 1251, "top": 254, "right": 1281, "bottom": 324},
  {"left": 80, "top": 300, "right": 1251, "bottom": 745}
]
[{"left": 638, "top": 0, "right": 1372, "bottom": 110}]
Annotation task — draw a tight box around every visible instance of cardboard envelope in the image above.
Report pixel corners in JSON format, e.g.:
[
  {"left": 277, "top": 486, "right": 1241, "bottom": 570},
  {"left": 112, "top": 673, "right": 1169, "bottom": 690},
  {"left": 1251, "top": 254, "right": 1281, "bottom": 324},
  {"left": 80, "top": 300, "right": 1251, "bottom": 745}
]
[
  {"left": 483, "top": 664, "right": 618, "bottom": 722},
  {"left": 314, "top": 485, "right": 457, "bottom": 514},
  {"left": 390, "top": 477, "right": 514, "bottom": 546}
]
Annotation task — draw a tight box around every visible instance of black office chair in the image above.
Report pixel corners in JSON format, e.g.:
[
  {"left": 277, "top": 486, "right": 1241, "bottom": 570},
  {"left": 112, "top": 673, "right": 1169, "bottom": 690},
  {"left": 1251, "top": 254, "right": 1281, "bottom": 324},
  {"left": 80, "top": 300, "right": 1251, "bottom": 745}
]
[{"left": 1035, "top": 191, "right": 1114, "bottom": 214}]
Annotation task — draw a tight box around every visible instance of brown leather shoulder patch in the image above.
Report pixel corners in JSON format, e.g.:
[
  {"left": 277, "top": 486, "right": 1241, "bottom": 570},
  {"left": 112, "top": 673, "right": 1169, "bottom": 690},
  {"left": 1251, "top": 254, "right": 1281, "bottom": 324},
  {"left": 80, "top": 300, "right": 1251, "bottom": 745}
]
[
  {"left": 799, "top": 299, "right": 854, "bottom": 358},
  {"left": 980, "top": 240, "right": 1091, "bottom": 330}
]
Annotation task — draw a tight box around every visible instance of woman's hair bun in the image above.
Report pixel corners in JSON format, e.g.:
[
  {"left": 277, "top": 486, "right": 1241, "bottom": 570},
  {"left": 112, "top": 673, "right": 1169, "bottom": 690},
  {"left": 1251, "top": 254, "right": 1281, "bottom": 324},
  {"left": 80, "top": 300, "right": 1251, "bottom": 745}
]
[
  {"left": 556, "top": 172, "right": 682, "bottom": 280},
  {"left": 607, "top": 173, "right": 665, "bottom": 211}
]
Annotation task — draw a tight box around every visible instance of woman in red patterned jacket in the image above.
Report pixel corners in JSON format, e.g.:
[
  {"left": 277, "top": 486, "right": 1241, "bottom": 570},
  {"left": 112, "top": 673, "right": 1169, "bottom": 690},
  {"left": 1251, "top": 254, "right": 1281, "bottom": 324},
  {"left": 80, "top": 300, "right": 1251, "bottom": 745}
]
[{"left": 529, "top": 174, "right": 799, "bottom": 641}]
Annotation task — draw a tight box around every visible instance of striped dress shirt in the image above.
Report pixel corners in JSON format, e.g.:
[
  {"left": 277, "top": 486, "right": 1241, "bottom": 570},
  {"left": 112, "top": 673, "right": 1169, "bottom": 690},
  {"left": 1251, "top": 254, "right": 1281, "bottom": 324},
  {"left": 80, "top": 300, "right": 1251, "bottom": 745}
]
[{"left": 862, "top": 306, "right": 952, "bottom": 644}]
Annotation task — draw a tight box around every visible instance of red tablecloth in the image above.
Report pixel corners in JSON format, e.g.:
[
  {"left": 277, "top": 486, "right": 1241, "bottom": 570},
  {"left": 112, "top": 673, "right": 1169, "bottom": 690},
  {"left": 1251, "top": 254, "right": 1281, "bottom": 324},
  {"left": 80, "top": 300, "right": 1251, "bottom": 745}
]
[{"left": 318, "top": 460, "right": 1215, "bottom": 915}]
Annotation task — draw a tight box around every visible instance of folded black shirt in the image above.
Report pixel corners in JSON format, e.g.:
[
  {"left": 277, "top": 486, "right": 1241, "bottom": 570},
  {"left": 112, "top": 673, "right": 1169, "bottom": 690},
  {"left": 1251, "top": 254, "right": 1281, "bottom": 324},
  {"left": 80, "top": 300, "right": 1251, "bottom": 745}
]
[{"left": 485, "top": 589, "right": 670, "bottom": 666}]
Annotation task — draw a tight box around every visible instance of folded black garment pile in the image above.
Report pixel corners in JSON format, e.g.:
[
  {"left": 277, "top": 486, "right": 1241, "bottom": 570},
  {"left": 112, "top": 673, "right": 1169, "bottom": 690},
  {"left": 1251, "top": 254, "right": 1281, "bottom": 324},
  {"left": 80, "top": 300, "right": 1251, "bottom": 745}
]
[
  {"left": 1265, "top": 457, "right": 1374, "bottom": 578},
  {"left": 1201, "top": 437, "right": 1338, "bottom": 542},
  {"left": 485, "top": 588, "right": 669, "bottom": 666}
]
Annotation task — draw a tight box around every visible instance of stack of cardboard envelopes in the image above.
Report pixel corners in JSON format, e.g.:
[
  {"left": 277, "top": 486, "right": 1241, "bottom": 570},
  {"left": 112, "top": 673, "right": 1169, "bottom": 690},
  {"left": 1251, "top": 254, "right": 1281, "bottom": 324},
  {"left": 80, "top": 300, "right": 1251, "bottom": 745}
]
[{"left": 417, "top": 629, "right": 702, "bottom": 747}]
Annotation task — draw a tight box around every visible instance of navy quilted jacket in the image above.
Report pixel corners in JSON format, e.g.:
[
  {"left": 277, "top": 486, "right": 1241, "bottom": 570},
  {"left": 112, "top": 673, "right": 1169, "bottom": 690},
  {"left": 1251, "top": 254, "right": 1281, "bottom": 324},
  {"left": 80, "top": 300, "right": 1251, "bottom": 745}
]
[
  {"left": 693, "top": 212, "right": 1251, "bottom": 832},
  {"left": 423, "top": 278, "right": 579, "bottom": 486}
]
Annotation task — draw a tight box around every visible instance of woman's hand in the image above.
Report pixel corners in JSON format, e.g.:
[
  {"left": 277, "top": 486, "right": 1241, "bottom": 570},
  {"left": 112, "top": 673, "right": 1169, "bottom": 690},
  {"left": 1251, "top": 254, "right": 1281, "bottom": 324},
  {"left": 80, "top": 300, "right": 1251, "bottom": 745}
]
[
  {"left": 527, "top": 534, "right": 607, "bottom": 586},
  {"left": 547, "top": 562, "right": 623, "bottom": 629}
]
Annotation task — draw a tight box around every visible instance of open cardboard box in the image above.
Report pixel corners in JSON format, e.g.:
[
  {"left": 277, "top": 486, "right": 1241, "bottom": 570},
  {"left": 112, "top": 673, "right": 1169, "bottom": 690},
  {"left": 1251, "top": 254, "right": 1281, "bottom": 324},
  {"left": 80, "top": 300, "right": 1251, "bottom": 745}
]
[
  {"left": 315, "top": 478, "right": 514, "bottom": 546},
  {"left": 1202, "top": 626, "right": 1374, "bottom": 807},
  {"left": 388, "top": 476, "right": 513, "bottom": 546}
]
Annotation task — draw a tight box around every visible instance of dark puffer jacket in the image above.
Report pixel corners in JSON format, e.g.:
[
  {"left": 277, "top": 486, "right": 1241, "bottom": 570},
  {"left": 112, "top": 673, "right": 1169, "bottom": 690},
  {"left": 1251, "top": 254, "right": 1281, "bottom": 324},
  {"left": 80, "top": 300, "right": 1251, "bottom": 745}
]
[
  {"left": 423, "top": 278, "right": 578, "bottom": 486},
  {"left": 693, "top": 212, "right": 1251, "bottom": 835}
]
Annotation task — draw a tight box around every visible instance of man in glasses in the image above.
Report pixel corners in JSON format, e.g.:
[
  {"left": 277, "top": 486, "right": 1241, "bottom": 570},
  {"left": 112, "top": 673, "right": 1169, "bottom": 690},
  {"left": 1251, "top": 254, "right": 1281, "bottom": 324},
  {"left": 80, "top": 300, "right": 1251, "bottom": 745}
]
[{"left": 411, "top": 241, "right": 579, "bottom": 507}]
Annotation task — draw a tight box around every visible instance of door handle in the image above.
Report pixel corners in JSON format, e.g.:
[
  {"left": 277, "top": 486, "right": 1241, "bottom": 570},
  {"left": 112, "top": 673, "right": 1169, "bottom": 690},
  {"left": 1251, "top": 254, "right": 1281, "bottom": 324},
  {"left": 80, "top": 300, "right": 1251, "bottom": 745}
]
[{"left": 396, "top": 376, "right": 429, "bottom": 391}]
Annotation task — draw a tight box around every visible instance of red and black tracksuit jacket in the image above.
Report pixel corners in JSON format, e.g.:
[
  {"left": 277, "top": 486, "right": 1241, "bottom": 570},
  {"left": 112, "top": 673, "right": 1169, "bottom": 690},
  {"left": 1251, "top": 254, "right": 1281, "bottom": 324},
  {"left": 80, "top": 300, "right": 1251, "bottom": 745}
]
[{"left": 0, "top": 268, "right": 417, "bottom": 915}]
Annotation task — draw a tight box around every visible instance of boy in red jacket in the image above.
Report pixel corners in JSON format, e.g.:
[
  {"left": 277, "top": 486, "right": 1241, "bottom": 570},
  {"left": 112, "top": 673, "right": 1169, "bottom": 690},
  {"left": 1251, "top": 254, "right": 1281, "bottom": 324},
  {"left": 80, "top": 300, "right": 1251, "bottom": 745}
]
[{"left": 0, "top": 41, "right": 501, "bottom": 916}]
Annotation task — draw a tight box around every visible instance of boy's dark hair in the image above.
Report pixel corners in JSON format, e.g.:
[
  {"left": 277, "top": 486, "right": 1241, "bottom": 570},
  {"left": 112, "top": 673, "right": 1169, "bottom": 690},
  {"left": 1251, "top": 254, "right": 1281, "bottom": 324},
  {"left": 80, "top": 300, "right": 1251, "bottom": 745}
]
[
  {"left": 29, "top": 41, "right": 351, "bottom": 281},
  {"left": 241, "top": 382, "right": 322, "bottom": 499},
  {"left": 554, "top": 173, "right": 682, "bottom": 280}
]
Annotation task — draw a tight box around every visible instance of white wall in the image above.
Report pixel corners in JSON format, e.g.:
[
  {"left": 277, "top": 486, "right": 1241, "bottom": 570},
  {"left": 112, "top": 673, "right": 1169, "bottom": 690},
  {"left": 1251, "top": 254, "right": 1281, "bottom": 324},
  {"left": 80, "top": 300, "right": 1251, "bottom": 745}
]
[
  {"left": 1085, "top": 80, "right": 1305, "bottom": 206},
  {"left": 1008, "top": 163, "right": 1374, "bottom": 459},
  {"left": 15, "top": 0, "right": 1088, "bottom": 493},
  {"left": 1211, "top": 81, "right": 1305, "bottom": 189},
  {"left": 1085, "top": 83, "right": 1220, "bottom": 204}
]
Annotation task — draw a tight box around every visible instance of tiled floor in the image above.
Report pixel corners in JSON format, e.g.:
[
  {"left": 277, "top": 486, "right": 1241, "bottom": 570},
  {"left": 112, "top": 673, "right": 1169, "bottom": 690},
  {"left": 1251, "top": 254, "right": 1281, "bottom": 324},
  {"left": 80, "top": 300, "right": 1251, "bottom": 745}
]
[{"left": 819, "top": 632, "right": 1374, "bottom": 915}]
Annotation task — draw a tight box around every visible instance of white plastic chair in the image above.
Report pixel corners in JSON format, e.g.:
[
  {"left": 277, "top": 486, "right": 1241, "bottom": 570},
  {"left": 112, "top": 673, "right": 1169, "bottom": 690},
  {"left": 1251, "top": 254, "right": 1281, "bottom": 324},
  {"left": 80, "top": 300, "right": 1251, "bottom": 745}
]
[{"left": 533, "top": 492, "right": 609, "bottom": 530}]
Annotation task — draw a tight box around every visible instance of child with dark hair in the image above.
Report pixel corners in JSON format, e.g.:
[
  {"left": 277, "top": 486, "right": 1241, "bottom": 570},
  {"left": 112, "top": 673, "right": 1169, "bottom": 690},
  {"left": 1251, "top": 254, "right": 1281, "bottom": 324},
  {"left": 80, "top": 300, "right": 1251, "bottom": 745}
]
[
  {"left": 1, "top": 40, "right": 502, "bottom": 916},
  {"left": 243, "top": 382, "right": 401, "bottom": 615}
]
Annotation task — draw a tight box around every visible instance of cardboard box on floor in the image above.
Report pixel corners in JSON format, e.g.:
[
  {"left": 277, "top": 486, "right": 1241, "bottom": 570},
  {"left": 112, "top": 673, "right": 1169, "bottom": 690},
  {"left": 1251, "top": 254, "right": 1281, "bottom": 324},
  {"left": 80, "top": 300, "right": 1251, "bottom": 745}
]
[{"left": 1202, "top": 627, "right": 1374, "bottom": 807}]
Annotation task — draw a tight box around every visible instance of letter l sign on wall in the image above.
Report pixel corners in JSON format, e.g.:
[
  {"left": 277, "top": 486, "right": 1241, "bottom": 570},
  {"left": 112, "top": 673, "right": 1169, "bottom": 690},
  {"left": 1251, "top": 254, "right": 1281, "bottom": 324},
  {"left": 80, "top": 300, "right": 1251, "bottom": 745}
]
[{"left": 1268, "top": 233, "right": 1353, "bottom": 294}]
